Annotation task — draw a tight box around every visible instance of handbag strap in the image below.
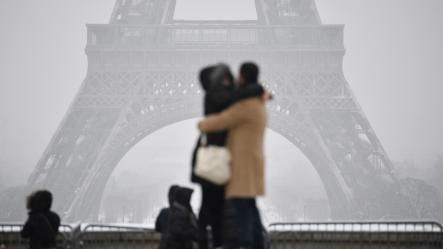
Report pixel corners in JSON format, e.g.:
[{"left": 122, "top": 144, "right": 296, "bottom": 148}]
[{"left": 200, "top": 134, "right": 207, "bottom": 147}]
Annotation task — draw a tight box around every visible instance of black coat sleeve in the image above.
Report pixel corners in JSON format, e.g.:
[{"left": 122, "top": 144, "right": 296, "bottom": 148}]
[
  {"left": 155, "top": 209, "right": 169, "bottom": 233},
  {"left": 209, "top": 84, "right": 264, "bottom": 110},
  {"left": 191, "top": 136, "right": 200, "bottom": 171},
  {"left": 168, "top": 211, "right": 199, "bottom": 240},
  {"left": 190, "top": 136, "right": 200, "bottom": 183},
  {"left": 21, "top": 216, "right": 33, "bottom": 238},
  {"left": 53, "top": 213, "right": 61, "bottom": 234}
]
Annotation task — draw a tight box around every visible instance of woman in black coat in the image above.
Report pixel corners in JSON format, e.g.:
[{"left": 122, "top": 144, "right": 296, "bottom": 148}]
[
  {"left": 21, "top": 190, "right": 61, "bottom": 249},
  {"left": 159, "top": 187, "right": 199, "bottom": 249},
  {"left": 191, "top": 64, "right": 265, "bottom": 249}
]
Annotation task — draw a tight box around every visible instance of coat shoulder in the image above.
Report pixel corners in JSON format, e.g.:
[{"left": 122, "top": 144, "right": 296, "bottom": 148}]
[
  {"left": 237, "top": 98, "right": 266, "bottom": 119},
  {"left": 231, "top": 97, "right": 264, "bottom": 111}
]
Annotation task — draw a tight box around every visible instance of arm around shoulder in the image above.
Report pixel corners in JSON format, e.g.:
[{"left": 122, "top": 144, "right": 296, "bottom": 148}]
[{"left": 198, "top": 103, "right": 244, "bottom": 133}]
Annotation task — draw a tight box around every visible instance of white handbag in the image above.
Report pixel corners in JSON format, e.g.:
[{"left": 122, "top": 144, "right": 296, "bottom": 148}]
[{"left": 194, "top": 135, "right": 231, "bottom": 185}]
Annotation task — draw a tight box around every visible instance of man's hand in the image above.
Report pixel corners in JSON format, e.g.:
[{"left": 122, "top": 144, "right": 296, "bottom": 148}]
[
  {"left": 261, "top": 91, "right": 273, "bottom": 102},
  {"left": 197, "top": 120, "right": 204, "bottom": 132}
]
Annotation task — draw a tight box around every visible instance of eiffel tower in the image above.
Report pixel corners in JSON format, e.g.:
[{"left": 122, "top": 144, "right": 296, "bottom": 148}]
[{"left": 11, "top": 0, "right": 406, "bottom": 222}]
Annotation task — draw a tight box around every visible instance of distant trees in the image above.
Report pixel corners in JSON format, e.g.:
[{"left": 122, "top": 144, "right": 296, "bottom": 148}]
[
  {"left": 430, "top": 154, "right": 443, "bottom": 193},
  {"left": 394, "top": 156, "right": 443, "bottom": 192},
  {"left": 0, "top": 168, "right": 4, "bottom": 192},
  {"left": 434, "top": 155, "right": 443, "bottom": 172},
  {"left": 395, "top": 160, "right": 419, "bottom": 179},
  {"left": 0, "top": 184, "right": 27, "bottom": 221}
]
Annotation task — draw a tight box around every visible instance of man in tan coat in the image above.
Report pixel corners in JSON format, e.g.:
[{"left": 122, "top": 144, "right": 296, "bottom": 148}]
[{"left": 198, "top": 62, "right": 267, "bottom": 249}]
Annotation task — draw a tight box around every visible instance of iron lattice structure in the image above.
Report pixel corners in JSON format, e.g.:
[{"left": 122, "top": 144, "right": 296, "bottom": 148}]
[{"left": 14, "top": 0, "right": 408, "bottom": 221}]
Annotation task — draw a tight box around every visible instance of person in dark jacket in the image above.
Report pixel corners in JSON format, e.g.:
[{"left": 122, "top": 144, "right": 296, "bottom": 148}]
[
  {"left": 159, "top": 187, "right": 199, "bottom": 249},
  {"left": 21, "top": 190, "right": 61, "bottom": 249},
  {"left": 191, "top": 64, "right": 265, "bottom": 249},
  {"left": 155, "top": 185, "right": 180, "bottom": 233}
]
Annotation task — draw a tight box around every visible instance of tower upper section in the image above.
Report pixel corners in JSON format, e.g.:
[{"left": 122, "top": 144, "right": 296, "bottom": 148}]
[{"left": 109, "top": 0, "right": 321, "bottom": 25}]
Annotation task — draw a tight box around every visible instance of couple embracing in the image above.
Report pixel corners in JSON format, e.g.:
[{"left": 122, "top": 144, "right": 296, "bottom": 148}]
[{"left": 192, "top": 62, "right": 269, "bottom": 249}]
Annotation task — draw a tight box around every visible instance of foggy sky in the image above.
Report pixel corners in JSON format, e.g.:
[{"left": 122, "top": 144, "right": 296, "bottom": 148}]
[{"left": 0, "top": 0, "right": 442, "bottom": 188}]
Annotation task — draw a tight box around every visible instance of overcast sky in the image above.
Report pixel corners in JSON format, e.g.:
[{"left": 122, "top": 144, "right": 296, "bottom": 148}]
[{"left": 0, "top": 0, "right": 442, "bottom": 188}]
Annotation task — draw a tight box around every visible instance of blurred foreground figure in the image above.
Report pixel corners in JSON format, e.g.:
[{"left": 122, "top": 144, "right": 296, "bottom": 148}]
[
  {"left": 198, "top": 62, "right": 268, "bottom": 249},
  {"left": 191, "top": 64, "right": 264, "bottom": 249},
  {"left": 21, "top": 190, "right": 61, "bottom": 249},
  {"left": 157, "top": 186, "right": 200, "bottom": 249}
]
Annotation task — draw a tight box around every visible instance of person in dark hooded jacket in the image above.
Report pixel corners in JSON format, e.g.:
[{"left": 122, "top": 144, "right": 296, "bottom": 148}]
[
  {"left": 21, "top": 190, "right": 61, "bottom": 249},
  {"left": 155, "top": 185, "right": 180, "bottom": 233},
  {"left": 190, "top": 64, "right": 266, "bottom": 249},
  {"left": 159, "top": 187, "right": 199, "bottom": 249}
]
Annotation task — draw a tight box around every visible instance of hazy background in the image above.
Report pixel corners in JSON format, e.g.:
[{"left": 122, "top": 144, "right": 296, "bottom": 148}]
[{"left": 0, "top": 0, "right": 442, "bottom": 221}]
